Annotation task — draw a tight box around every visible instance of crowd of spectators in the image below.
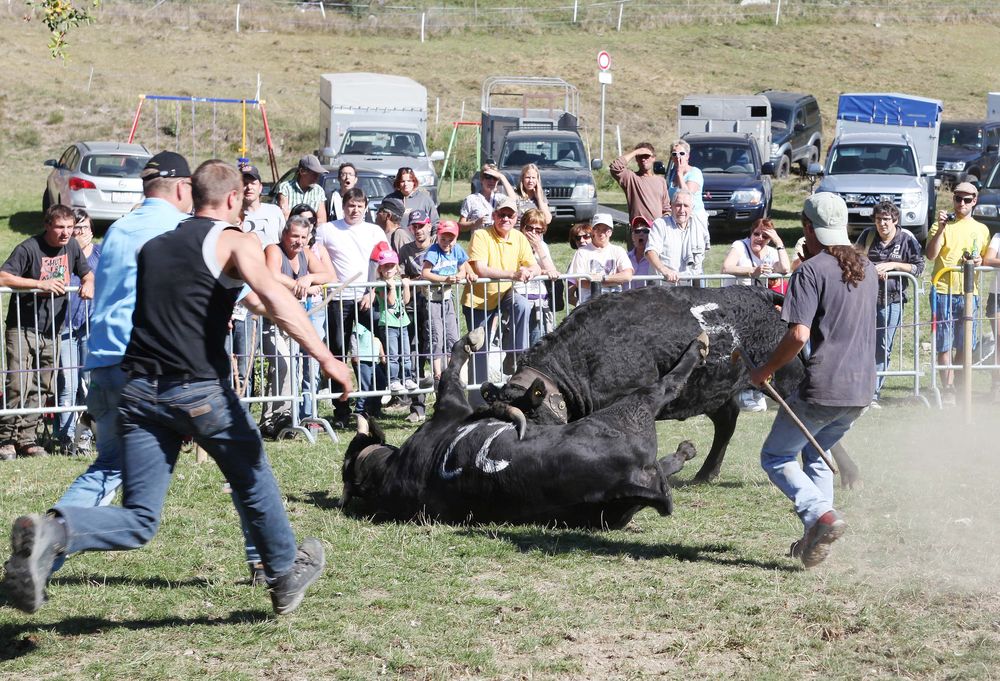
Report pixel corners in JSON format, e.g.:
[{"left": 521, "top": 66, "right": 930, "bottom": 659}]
[{"left": 1, "top": 155, "right": 995, "bottom": 456}]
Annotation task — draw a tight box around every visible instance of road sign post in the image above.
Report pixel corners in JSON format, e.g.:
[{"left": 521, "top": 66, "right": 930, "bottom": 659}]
[{"left": 597, "top": 51, "right": 612, "bottom": 165}]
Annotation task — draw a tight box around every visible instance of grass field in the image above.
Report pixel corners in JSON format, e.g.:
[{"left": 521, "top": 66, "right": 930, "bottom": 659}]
[
  {"left": 2, "top": 404, "right": 999, "bottom": 679},
  {"left": 3, "top": 5, "right": 1000, "bottom": 679}
]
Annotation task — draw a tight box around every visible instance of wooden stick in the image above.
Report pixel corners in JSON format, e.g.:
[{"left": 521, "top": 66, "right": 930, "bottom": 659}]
[
  {"left": 308, "top": 273, "right": 361, "bottom": 318},
  {"left": 732, "top": 348, "right": 838, "bottom": 475}
]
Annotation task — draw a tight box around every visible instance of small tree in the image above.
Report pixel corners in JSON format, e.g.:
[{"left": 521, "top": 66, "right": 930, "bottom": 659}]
[{"left": 26, "top": 0, "right": 100, "bottom": 60}]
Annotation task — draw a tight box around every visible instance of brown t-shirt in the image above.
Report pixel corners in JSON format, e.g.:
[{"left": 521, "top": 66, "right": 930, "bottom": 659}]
[
  {"left": 610, "top": 155, "right": 671, "bottom": 224},
  {"left": 782, "top": 250, "right": 877, "bottom": 407}
]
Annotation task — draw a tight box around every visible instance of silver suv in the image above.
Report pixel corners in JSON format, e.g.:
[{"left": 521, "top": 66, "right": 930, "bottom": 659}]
[{"left": 43, "top": 141, "right": 151, "bottom": 222}]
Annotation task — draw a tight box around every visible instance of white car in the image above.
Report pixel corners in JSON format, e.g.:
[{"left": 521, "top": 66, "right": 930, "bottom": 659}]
[{"left": 43, "top": 141, "right": 151, "bottom": 222}]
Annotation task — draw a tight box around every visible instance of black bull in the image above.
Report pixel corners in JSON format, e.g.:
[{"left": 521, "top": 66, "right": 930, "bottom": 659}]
[
  {"left": 484, "top": 285, "right": 860, "bottom": 487},
  {"left": 340, "top": 329, "right": 711, "bottom": 528}
]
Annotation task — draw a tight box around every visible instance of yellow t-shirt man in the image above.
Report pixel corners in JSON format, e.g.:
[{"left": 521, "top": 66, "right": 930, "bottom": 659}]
[
  {"left": 928, "top": 215, "right": 989, "bottom": 294},
  {"left": 461, "top": 225, "right": 537, "bottom": 310}
]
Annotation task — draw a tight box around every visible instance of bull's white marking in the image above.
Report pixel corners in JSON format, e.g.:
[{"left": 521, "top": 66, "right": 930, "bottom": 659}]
[
  {"left": 439, "top": 421, "right": 513, "bottom": 480},
  {"left": 689, "top": 302, "right": 741, "bottom": 346}
]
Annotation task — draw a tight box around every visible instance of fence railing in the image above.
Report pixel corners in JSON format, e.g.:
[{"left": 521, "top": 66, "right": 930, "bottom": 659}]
[{"left": 0, "top": 268, "right": 951, "bottom": 451}]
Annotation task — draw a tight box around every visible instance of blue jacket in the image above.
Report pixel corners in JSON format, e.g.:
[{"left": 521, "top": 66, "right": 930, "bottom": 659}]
[{"left": 85, "top": 198, "right": 188, "bottom": 370}]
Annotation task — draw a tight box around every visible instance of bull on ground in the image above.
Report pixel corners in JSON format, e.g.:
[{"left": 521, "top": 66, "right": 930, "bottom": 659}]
[
  {"left": 341, "top": 329, "right": 710, "bottom": 529},
  {"left": 483, "top": 285, "right": 860, "bottom": 487}
]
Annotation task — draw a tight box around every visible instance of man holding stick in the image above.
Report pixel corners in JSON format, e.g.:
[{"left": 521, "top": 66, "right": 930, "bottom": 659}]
[{"left": 749, "top": 193, "right": 877, "bottom": 568}]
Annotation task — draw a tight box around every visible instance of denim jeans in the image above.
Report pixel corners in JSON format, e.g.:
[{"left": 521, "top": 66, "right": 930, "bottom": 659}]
[
  {"left": 760, "top": 394, "right": 864, "bottom": 530},
  {"left": 58, "top": 377, "right": 296, "bottom": 579},
  {"left": 55, "top": 365, "right": 127, "bottom": 510},
  {"left": 56, "top": 328, "right": 89, "bottom": 440},
  {"left": 874, "top": 301, "right": 902, "bottom": 399},
  {"left": 299, "top": 307, "right": 326, "bottom": 419},
  {"left": 384, "top": 325, "right": 413, "bottom": 383},
  {"left": 461, "top": 290, "right": 531, "bottom": 385}
]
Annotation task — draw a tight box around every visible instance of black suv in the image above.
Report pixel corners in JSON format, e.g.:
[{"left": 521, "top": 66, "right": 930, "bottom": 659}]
[
  {"left": 759, "top": 91, "right": 823, "bottom": 179},
  {"left": 937, "top": 120, "right": 1000, "bottom": 188}
]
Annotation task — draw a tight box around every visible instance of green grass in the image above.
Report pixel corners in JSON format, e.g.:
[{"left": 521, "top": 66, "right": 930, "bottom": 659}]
[{"left": 3, "top": 405, "right": 999, "bottom": 678}]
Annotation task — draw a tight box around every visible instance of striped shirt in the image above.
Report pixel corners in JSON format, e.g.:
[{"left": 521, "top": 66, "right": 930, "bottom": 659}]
[{"left": 276, "top": 177, "right": 326, "bottom": 213}]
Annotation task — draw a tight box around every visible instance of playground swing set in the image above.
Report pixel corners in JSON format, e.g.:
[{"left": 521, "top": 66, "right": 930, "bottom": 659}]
[{"left": 126, "top": 93, "right": 279, "bottom": 184}]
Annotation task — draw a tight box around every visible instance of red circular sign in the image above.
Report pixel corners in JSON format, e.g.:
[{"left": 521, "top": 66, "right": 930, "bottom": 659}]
[{"left": 597, "top": 51, "right": 611, "bottom": 71}]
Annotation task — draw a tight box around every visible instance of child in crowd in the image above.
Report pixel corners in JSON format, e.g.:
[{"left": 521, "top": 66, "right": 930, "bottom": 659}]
[
  {"left": 375, "top": 250, "right": 418, "bottom": 392},
  {"left": 421, "top": 220, "right": 474, "bottom": 381},
  {"left": 349, "top": 321, "right": 385, "bottom": 416}
]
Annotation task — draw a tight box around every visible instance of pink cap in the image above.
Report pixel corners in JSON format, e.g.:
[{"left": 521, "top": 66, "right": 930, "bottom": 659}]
[
  {"left": 437, "top": 220, "right": 460, "bottom": 236},
  {"left": 377, "top": 249, "right": 399, "bottom": 266}
]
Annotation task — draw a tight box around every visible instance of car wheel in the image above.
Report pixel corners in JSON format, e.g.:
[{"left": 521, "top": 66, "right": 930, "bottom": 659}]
[
  {"left": 799, "top": 145, "right": 820, "bottom": 174},
  {"left": 42, "top": 189, "right": 51, "bottom": 212},
  {"left": 775, "top": 155, "right": 791, "bottom": 180}
]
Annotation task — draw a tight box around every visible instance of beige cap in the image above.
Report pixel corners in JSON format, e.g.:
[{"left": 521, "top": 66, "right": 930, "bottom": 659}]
[
  {"left": 494, "top": 196, "right": 519, "bottom": 214},
  {"left": 803, "top": 192, "right": 850, "bottom": 247},
  {"left": 954, "top": 181, "right": 979, "bottom": 196}
]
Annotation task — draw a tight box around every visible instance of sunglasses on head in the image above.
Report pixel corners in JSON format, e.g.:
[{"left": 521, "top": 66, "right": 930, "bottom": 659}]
[{"left": 954, "top": 195, "right": 975, "bottom": 204}]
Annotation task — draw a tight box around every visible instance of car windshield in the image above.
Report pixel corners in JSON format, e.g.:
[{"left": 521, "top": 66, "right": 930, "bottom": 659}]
[
  {"left": 324, "top": 174, "right": 394, "bottom": 200},
  {"left": 986, "top": 162, "right": 1000, "bottom": 190},
  {"left": 340, "top": 131, "right": 426, "bottom": 157},
  {"left": 81, "top": 154, "right": 150, "bottom": 178},
  {"left": 940, "top": 124, "right": 984, "bottom": 149},
  {"left": 770, "top": 104, "right": 793, "bottom": 131},
  {"left": 827, "top": 144, "right": 916, "bottom": 176},
  {"left": 688, "top": 144, "right": 755, "bottom": 174},
  {"left": 500, "top": 138, "right": 586, "bottom": 169}
]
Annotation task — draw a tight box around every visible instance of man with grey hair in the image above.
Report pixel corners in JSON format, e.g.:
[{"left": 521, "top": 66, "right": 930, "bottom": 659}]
[
  {"left": 750, "top": 192, "right": 877, "bottom": 568},
  {"left": 644, "top": 189, "right": 711, "bottom": 284}
]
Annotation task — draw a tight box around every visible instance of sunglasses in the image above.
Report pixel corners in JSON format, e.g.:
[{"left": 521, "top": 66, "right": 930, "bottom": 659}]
[
  {"left": 576, "top": 234, "right": 593, "bottom": 241},
  {"left": 671, "top": 151, "right": 687, "bottom": 157},
  {"left": 954, "top": 195, "right": 976, "bottom": 204},
  {"left": 632, "top": 228, "right": 650, "bottom": 235}
]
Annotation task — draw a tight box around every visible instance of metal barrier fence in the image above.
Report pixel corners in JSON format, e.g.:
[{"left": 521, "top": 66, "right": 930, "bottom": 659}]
[
  {"left": 0, "top": 268, "right": 941, "bottom": 452},
  {"left": 927, "top": 265, "right": 1000, "bottom": 409}
]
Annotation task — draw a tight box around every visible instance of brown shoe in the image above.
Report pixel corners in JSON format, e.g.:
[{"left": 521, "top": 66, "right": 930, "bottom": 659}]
[
  {"left": 800, "top": 510, "right": 847, "bottom": 568},
  {"left": 0, "top": 443, "right": 16, "bottom": 461},
  {"left": 18, "top": 443, "right": 48, "bottom": 458}
]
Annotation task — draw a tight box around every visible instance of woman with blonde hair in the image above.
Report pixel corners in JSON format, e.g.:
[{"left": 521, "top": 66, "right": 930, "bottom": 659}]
[{"left": 513, "top": 163, "right": 552, "bottom": 225}]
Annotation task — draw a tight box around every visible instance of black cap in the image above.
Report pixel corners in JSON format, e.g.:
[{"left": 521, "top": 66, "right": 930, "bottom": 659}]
[
  {"left": 379, "top": 197, "right": 405, "bottom": 221},
  {"left": 141, "top": 151, "right": 191, "bottom": 180},
  {"left": 240, "top": 164, "right": 262, "bottom": 182}
]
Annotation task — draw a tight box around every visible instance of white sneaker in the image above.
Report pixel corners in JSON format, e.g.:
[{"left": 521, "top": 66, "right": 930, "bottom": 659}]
[
  {"left": 403, "top": 379, "right": 418, "bottom": 391},
  {"left": 389, "top": 381, "right": 404, "bottom": 393},
  {"left": 738, "top": 389, "right": 767, "bottom": 412}
]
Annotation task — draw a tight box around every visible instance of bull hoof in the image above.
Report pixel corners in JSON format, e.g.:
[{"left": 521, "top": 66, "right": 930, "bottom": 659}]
[
  {"left": 840, "top": 472, "right": 863, "bottom": 490},
  {"left": 677, "top": 440, "right": 697, "bottom": 461},
  {"left": 466, "top": 328, "right": 486, "bottom": 353},
  {"left": 356, "top": 415, "right": 369, "bottom": 436},
  {"left": 696, "top": 331, "right": 709, "bottom": 358}
]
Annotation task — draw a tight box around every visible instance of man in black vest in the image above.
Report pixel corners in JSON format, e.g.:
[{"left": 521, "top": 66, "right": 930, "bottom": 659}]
[{"left": 4, "top": 160, "right": 353, "bottom": 616}]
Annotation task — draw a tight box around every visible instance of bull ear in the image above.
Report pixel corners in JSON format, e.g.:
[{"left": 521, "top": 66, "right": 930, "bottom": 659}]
[
  {"left": 481, "top": 382, "right": 501, "bottom": 403},
  {"left": 527, "top": 378, "right": 547, "bottom": 408}
]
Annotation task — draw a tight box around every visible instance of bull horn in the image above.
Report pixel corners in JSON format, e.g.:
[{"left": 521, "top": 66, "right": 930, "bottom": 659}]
[
  {"left": 356, "top": 415, "right": 369, "bottom": 436},
  {"left": 504, "top": 405, "right": 527, "bottom": 441},
  {"left": 467, "top": 327, "right": 486, "bottom": 352}
]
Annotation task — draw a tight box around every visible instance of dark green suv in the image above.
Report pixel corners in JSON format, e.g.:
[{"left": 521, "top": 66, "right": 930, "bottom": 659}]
[{"left": 759, "top": 91, "right": 823, "bottom": 179}]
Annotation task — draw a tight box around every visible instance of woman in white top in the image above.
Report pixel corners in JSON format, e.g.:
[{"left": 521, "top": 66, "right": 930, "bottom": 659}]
[
  {"left": 721, "top": 218, "right": 789, "bottom": 412},
  {"left": 515, "top": 208, "right": 561, "bottom": 345},
  {"left": 567, "top": 213, "right": 633, "bottom": 305},
  {"left": 721, "top": 218, "right": 791, "bottom": 286}
]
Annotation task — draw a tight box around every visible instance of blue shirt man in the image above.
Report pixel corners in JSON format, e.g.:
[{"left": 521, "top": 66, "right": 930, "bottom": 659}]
[{"left": 55, "top": 152, "right": 193, "bottom": 511}]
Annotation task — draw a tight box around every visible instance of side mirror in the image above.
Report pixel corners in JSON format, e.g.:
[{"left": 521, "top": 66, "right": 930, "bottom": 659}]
[
  {"left": 806, "top": 162, "right": 824, "bottom": 177},
  {"left": 590, "top": 158, "right": 602, "bottom": 171},
  {"left": 319, "top": 147, "right": 336, "bottom": 163},
  {"left": 653, "top": 160, "right": 666, "bottom": 175},
  {"left": 429, "top": 150, "right": 445, "bottom": 162},
  {"left": 44, "top": 159, "right": 57, "bottom": 168},
  {"left": 761, "top": 161, "right": 776, "bottom": 176},
  {"left": 921, "top": 164, "right": 936, "bottom": 176}
]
